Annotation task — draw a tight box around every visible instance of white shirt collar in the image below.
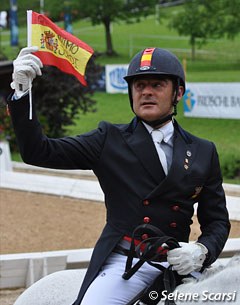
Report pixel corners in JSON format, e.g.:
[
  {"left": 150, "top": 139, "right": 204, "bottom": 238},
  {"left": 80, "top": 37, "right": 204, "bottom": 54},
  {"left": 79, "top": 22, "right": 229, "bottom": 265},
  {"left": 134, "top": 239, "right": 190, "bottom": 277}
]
[{"left": 142, "top": 120, "right": 174, "bottom": 144}]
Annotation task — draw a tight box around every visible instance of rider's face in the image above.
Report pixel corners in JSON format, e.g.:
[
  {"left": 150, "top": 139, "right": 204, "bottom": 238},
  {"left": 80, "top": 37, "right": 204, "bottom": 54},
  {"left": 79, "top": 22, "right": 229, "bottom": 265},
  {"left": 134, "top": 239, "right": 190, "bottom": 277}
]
[{"left": 132, "top": 76, "right": 184, "bottom": 124}]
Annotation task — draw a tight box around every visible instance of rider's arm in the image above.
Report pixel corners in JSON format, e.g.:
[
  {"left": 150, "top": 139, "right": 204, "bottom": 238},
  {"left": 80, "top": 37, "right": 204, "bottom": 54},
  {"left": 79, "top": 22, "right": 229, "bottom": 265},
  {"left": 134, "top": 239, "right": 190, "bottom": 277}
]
[{"left": 8, "top": 47, "right": 106, "bottom": 170}]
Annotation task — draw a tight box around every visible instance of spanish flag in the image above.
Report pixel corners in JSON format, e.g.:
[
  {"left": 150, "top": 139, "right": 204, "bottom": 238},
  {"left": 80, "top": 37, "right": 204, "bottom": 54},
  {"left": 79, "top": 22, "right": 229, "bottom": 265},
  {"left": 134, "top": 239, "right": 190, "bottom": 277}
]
[{"left": 27, "top": 11, "right": 94, "bottom": 86}]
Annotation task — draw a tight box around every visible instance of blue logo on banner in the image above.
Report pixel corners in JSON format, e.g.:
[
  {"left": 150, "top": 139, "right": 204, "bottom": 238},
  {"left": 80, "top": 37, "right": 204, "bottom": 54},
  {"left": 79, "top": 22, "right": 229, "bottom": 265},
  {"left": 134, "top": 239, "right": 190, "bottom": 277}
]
[
  {"left": 183, "top": 89, "right": 196, "bottom": 112},
  {"left": 110, "top": 68, "right": 128, "bottom": 90}
]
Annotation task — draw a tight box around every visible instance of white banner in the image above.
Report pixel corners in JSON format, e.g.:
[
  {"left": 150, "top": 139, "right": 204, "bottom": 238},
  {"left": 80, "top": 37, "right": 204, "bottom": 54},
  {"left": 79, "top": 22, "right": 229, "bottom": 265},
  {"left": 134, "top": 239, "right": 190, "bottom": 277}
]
[
  {"left": 105, "top": 64, "right": 128, "bottom": 93},
  {"left": 183, "top": 83, "right": 240, "bottom": 119}
]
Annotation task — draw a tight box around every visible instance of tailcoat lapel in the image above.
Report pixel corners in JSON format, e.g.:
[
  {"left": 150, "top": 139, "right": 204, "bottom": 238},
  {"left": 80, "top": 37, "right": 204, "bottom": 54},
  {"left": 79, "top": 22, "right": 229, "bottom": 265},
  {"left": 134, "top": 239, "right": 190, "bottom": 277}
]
[
  {"left": 122, "top": 119, "right": 165, "bottom": 184},
  {"left": 122, "top": 118, "right": 198, "bottom": 197},
  {"left": 147, "top": 124, "right": 198, "bottom": 198}
]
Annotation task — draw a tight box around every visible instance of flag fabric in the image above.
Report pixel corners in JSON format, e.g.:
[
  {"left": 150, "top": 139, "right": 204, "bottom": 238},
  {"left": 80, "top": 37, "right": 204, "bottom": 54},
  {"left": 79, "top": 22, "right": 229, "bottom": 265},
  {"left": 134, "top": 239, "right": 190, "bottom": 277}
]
[{"left": 27, "top": 11, "right": 94, "bottom": 86}]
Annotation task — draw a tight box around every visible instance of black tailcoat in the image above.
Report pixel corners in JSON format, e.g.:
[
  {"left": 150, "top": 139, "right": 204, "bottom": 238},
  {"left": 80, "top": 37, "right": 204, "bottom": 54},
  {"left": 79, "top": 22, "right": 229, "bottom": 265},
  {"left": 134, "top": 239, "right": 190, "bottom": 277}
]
[{"left": 8, "top": 97, "right": 230, "bottom": 305}]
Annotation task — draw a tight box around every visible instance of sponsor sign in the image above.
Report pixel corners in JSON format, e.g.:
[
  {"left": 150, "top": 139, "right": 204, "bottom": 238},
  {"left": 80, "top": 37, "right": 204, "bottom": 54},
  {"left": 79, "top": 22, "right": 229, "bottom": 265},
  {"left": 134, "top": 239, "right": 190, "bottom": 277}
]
[
  {"left": 105, "top": 64, "right": 128, "bottom": 93},
  {"left": 184, "top": 83, "right": 240, "bottom": 119}
]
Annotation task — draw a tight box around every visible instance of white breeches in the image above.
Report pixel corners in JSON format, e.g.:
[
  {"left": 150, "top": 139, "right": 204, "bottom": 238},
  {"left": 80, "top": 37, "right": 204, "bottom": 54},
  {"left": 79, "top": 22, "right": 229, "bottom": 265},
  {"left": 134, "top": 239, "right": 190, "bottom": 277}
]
[{"left": 81, "top": 251, "right": 168, "bottom": 305}]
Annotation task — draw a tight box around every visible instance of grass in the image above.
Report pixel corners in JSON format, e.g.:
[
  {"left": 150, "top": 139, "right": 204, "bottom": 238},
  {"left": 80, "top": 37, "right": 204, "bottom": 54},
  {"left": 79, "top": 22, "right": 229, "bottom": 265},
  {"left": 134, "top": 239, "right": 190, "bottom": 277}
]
[{"left": 66, "top": 93, "right": 133, "bottom": 135}]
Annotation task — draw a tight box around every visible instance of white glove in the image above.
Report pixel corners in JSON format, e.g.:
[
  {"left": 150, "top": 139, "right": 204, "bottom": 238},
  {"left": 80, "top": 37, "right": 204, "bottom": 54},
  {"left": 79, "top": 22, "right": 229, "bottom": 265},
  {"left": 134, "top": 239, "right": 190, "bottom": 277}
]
[
  {"left": 167, "top": 242, "right": 208, "bottom": 275},
  {"left": 11, "top": 46, "right": 43, "bottom": 98}
]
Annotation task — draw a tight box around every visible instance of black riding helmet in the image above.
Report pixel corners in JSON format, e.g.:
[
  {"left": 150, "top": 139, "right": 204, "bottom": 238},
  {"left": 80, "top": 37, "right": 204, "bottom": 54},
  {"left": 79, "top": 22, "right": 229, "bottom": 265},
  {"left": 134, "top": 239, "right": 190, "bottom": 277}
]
[{"left": 124, "top": 47, "right": 186, "bottom": 126}]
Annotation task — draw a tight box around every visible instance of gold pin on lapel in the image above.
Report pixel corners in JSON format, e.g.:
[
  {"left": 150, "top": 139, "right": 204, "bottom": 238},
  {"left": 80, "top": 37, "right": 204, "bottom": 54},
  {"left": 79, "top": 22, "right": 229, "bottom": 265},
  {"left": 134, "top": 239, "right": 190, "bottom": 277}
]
[{"left": 184, "top": 156, "right": 190, "bottom": 170}]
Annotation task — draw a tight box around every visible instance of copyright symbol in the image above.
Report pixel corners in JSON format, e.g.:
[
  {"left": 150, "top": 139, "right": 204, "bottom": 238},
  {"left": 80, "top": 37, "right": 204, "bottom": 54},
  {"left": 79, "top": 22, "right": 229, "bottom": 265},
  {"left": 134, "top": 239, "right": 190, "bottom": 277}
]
[{"left": 149, "top": 290, "right": 159, "bottom": 300}]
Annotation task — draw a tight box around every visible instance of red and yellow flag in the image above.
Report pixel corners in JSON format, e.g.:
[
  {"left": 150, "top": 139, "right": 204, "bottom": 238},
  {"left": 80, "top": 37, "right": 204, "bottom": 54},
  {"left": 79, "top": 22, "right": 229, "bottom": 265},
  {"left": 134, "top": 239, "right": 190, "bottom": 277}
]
[{"left": 27, "top": 11, "right": 94, "bottom": 86}]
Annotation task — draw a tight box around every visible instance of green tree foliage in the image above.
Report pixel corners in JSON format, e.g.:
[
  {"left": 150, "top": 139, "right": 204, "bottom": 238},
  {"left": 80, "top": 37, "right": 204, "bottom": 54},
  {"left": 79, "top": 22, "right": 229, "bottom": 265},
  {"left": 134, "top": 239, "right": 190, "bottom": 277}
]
[
  {"left": 169, "top": 0, "right": 217, "bottom": 60},
  {"left": 170, "top": 0, "right": 240, "bottom": 60},
  {"left": 77, "top": 0, "right": 158, "bottom": 56},
  {"left": 221, "top": 153, "right": 240, "bottom": 180},
  {"left": 217, "top": 0, "right": 240, "bottom": 39}
]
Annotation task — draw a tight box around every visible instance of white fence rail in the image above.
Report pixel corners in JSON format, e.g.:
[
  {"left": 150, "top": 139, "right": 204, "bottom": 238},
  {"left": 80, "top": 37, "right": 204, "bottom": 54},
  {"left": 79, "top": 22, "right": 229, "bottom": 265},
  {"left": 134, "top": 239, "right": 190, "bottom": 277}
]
[{"left": 1, "top": 239, "right": 240, "bottom": 289}]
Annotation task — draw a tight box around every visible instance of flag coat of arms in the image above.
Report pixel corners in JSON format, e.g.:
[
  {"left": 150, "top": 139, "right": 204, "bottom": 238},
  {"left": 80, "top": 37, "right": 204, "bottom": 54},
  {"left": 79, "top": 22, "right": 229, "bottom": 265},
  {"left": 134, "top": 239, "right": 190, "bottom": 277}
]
[{"left": 27, "top": 10, "right": 94, "bottom": 86}]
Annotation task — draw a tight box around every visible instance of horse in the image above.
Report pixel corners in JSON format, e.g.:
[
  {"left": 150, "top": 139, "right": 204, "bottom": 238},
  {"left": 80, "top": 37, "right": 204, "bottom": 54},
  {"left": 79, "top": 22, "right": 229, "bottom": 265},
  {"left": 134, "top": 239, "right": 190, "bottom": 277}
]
[{"left": 13, "top": 255, "right": 240, "bottom": 305}]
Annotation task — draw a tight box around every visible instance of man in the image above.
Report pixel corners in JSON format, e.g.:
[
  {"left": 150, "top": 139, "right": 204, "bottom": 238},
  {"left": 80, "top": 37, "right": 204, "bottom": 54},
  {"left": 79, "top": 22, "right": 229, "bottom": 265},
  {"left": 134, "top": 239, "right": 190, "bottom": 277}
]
[{"left": 8, "top": 47, "right": 230, "bottom": 305}]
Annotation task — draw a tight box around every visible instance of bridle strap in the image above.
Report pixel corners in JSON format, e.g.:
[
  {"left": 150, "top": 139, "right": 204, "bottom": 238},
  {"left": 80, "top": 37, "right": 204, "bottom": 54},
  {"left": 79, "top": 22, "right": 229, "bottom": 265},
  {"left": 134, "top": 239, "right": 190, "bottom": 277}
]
[
  {"left": 122, "top": 224, "right": 180, "bottom": 305},
  {"left": 122, "top": 224, "right": 179, "bottom": 280}
]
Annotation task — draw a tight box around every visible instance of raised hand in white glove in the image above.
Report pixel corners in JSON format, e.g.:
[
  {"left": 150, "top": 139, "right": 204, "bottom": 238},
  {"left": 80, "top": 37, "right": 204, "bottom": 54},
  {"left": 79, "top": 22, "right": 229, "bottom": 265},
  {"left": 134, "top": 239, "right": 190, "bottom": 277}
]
[
  {"left": 11, "top": 46, "right": 43, "bottom": 98},
  {"left": 167, "top": 242, "right": 208, "bottom": 275}
]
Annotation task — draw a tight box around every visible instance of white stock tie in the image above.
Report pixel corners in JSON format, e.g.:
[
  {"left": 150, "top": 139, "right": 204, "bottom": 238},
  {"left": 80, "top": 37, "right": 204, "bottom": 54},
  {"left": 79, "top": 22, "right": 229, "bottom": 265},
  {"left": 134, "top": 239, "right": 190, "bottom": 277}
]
[{"left": 151, "top": 129, "right": 168, "bottom": 175}]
